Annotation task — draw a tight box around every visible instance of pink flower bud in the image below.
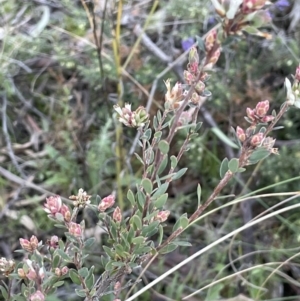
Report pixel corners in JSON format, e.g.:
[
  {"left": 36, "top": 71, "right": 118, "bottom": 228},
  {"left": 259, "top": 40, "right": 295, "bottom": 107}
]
[
  {"left": 18, "top": 268, "right": 26, "bottom": 279},
  {"left": 55, "top": 268, "right": 61, "bottom": 276},
  {"left": 98, "top": 194, "right": 115, "bottom": 212},
  {"left": 19, "top": 235, "right": 39, "bottom": 253},
  {"left": 68, "top": 222, "right": 82, "bottom": 237},
  {"left": 188, "top": 46, "right": 199, "bottom": 65},
  {"left": 114, "top": 281, "right": 121, "bottom": 291},
  {"left": 236, "top": 126, "right": 246, "bottom": 142},
  {"left": 261, "top": 115, "right": 275, "bottom": 123},
  {"left": 61, "top": 266, "right": 69, "bottom": 275},
  {"left": 246, "top": 107, "right": 256, "bottom": 121},
  {"left": 208, "top": 47, "right": 221, "bottom": 66},
  {"left": 205, "top": 29, "right": 217, "bottom": 52},
  {"left": 255, "top": 100, "right": 269, "bottom": 117},
  {"left": 60, "top": 204, "right": 71, "bottom": 222},
  {"left": 48, "top": 235, "right": 59, "bottom": 249},
  {"left": 26, "top": 269, "right": 37, "bottom": 280},
  {"left": 177, "top": 107, "right": 196, "bottom": 127},
  {"left": 194, "top": 80, "right": 205, "bottom": 94},
  {"left": 189, "top": 92, "right": 201, "bottom": 106},
  {"left": 251, "top": 133, "right": 264, "bottom": 146},
  {"left": 30, "top": 290, "right": 45, "bottom": 301},
  {"left": 155, "top": 210, "right": 170, "bottom": 223},
  {"left": 183, "top": 70, "right": 195, "bottom": 85},
  {"left": 44, "top": 195, "right": 62, "bottom": 216},
  {"left": 295, "top": 64, "right": 300, "bottom": 82},
  {"left": 113, "top": 206, "right": 122, "bottom": 222}
]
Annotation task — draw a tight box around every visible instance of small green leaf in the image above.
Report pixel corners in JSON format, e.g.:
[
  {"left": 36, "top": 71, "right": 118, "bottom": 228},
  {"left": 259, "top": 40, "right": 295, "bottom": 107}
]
[
  {"left": 84, "top": 237, "right": 95, "bottom": 248},
  {"left": 133, "top": 246, "right": 152, "bottom": 255},
  {"left": 220, "top": 157, "right": 229, "bottom": 178},
  {"left": 154, "top": 131, "right": 162, "bottom": 140},
  {"left": 142, "top": 178, "right": 153, "bottom": 194},
  {"left": 127, "top": 227, "right": 134, "bottom": 244},
  {"left": 53, "top": 281, "right": 64, "bottom": 288},
  {"left": 201, "top": 90, "right": 212, "bottom": 97},
  {"left": 154, "top": 193, "right": 168, "bottom": 208},
  {"left": 103, "top": 245, "right": 115, "bottom": 259},
  {"left": 69, "top": 269, "right": 81, "bottom": 285},
  {"left": 173, "top": 213, "right": 188, "bottom": 231},
  {"left": 134, "top": 152, "right": 144, "bottom": 165},
  {"left": 158, "top": 140, "right": 170, "bottom": 154},
  {"left": 85, "top": 272, "right": 94, "bottom": 290},
  {"left": 78, "top": 267, "right": 88, "bottom": 278},
  {"left": 170, "top": 155, "right": 178, "bottom": 169},
  {"left": 137, "top": 190, "right": 146, "bottom": 210},
  {"left": 228, "top": 158, "right": 239, "bottom": 173},
  {"left": 57, "top": 249, "right": 72, "bottom": 262},
  {"left": 142, "top": 128, "right": 152, "bottom": 140},
  {"left": 153, "top": 116, "right": 158, "bottom": 129},
  {"left": 131, "top": 215, "right": 142, "bottom": 230},
  {"left": 238, "top": 167, "right": 246, "bottom": 173},
  {"left": 159, "top": 243, "right": 178, "bottom": 254},
  {"left": 157, "top": 155, "right": 168, "bottom": 175},
  {"left": 172, "top": 168, "right": 188, "bottom": 180},
  {"left": 211, "top": 127, "right": 238, "bottom": 149},
  {"left": 0, "top": 286, "right": 8, "bottom": 300},
  {"left": 142, "top": 221, "right": 160, "bottom": 237},
  {"left": 195, "top": 35, "right": 205, "bottom": 52},
  {"left": 127, "top": 189, "right": 135, "bottom": 207},
  {"left": 115, "top": 244, "right": 125, "bottom": 257},
  {"left": 75, "top": 289, "right": 86, "bottom": 297},
  {"left": 195, "top": 122, "right": 203, "bottom": 132},
  {"left": 172, "top": 241, "right": 192, "bottom": 247},
  {"left": 158, "top": 225, "right": 164, "bottom": 246},
  {"left": 157, "top": 110, "right": 162, "bottom": 122},
  {"left": 52, "top": 254, "right": 60, "bottom": 268},
  {"left": 152, "top": 182, "right": 169, "bottom": 198},
  {"left": 248, "top": 147, "right": 270, "bottom": 164},
  {"left": 179, "top": 214, "right": 189, "bottom": 229},
  {"left": 144, "top": 147, "right": 154, "bottom": 165},
  {"left": 132, "top": 236, "right": 145, "bottom": 245},
  {"left": 197, "top": 183, "right": 201, "bottom": 207}
]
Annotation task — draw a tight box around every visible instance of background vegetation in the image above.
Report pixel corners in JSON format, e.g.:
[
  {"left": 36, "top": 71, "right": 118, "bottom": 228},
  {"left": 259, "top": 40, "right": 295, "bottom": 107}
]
[{"left": 0, "top": 0, "right": 300, "bottom": 300}]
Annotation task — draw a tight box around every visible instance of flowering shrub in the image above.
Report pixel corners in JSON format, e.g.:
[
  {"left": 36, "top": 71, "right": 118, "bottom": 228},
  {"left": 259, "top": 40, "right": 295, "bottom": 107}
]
[{"left": 0, "top": 1, "right": 299, "bottom": 300}]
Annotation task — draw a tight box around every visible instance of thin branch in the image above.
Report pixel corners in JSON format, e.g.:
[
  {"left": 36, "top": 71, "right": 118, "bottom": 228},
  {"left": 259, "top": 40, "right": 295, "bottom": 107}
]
[{"left": 1, "top": 94, "right": 26, "bottom": 178}]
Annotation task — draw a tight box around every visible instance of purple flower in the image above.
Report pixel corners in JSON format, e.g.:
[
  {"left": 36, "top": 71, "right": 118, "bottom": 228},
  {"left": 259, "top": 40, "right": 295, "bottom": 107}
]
[
  {"left": 275, "top": 0, "right": 289, "bottom": 11},
  {"left": 181, "top": 38, "right": 194, "bottom": 51}
]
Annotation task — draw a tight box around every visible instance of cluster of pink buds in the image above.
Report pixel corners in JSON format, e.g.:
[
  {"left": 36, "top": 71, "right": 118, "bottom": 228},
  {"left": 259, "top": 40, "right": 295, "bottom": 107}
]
[
  {"left": 164, "top": 80, "right": 184, "bottom": 110},
  {"left": 112, "top": 206, "right": 122, "bottom": 222},
  {"left": 18, "top": 259, "right": 44, "bottom": 281},
  {"left": 204, "top": 29, "right": 221, "bottom": 70},
  {"left": 154, "top": 210, "right": 170, "bottom": 223},
  {"left": 19, "top": 235, "right": 39, "bottom": 253},
  {"left": 30, "top": 290, "right": 45, "bottom": 301},
  {"left": 245, "top": 100, "right": 274, "bottom": 125},
  {"left": 0, "top": 257, "right": 15, "bottom": 277},
  {"left": 212, "top": 0, "right": 271, "bottom": 38},
  {"left": 44, "top": 195, "right": 71, "bottom": 222},
  {"left": 98, "top": 194, "right": 115, "bottom": 212},
  {"left": 54, "top": 266, "right": 69, "bottom": 276},
  {"left": 68, "top": 222, "right": 83, "bottom": 237},
  {"left": 47, "top": 235, "right": 59, "bottom": 249},
  {"left": 114, "top": 104, "right": 149, "bottom": 128},
  {"left": 236, "top": 99, "right": 278, "bottom": 153}
]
